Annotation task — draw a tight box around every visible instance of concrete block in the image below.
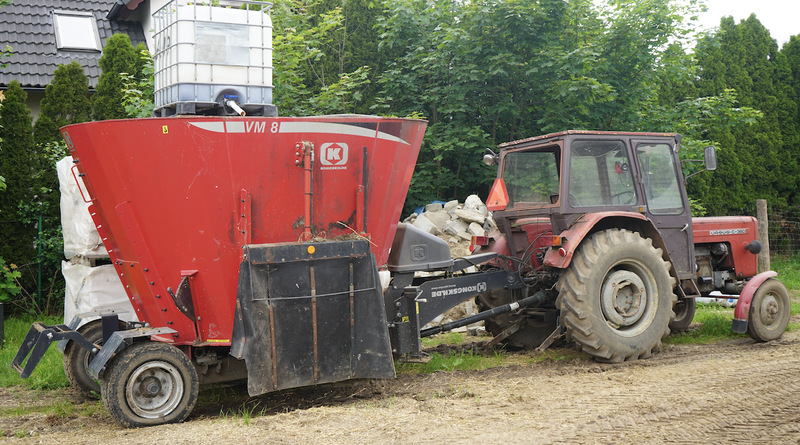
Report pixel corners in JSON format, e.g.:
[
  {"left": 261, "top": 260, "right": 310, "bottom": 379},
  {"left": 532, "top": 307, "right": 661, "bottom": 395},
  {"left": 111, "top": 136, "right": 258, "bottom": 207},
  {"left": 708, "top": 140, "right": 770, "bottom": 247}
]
[
  {"left": 425, "top": 202, "right": 443, "bottom": 213},
  {"left": 425, "top": 210, "right": 451, "bottom": 231},
  {"left": 454, "top": 209, "right": 485, "bottom": 224},
  {"left": 468, "top": 222, "right": 485, "bottom": 237},
  {"left": 412, "top": 213, "right": 439, "bottom": 234}
]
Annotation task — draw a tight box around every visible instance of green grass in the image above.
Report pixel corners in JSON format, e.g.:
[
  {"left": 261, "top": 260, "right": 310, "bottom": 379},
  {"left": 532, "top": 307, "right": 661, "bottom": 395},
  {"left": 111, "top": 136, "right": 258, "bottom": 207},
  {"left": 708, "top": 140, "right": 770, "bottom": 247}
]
[
  {"left": 0, "top": 314, "right": 69, "bottom": 389},
  {"left": 219, "top": 401, "right": 265, "bottom": 426},
  {"left": 396, "top": 348, "right": 507, "bottom": 375},
  {"left": 771, "top": 257, "right": 800, "bottom": 291},
  {"left": 421, "top": 331, "right": 469, "bottom": 347},
  {"left": 664, "top": 303, "right": 747, "bottom": 345}
]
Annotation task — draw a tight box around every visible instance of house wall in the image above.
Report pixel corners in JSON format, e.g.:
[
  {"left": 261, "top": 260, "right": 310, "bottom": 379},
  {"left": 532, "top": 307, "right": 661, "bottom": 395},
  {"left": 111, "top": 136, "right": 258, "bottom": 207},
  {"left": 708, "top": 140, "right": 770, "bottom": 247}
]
[{"left": 129, "top": 0, "right": 170, "bottom": 53}]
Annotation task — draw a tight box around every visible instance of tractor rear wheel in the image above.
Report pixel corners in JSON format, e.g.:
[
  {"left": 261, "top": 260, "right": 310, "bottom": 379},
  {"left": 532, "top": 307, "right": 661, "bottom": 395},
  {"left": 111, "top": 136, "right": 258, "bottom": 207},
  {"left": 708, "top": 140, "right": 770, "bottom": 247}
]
[
  {"left": 556, "top": 229, "right": 676, "bottom": 363},
  {"left": 747, "top": 278, "right": 790, "bottom": 342},
  {"left": 101, "top": 341, "right": 198, "bottom": 428},
  {"left": 477, "top": 289, "right": 557, "bottom": 349},
  {"left": 669, "top": 297, "right": 696, "bottom": 333}
]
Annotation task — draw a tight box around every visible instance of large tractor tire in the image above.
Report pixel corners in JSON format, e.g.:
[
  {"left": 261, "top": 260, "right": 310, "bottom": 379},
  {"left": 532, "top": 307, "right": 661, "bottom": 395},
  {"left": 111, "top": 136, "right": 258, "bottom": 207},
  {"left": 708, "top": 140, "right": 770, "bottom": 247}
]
[
  {"left": 101, "top": 341, "right": 199, "bottom": 428},
  {"left": 556, "top": 229, "right": 676, "bottom": 363},
  {"left": 63, "top": 320, "right": 104, "bottom": 397},
  {"left": 669, "top": 297, "right": 696, "bottom": 333},
  {"left": 478, "top": 289, "right": 557, "bottom": 349},
  {"left": 747, "top": 278, "right": 790, "bottom": 342}
]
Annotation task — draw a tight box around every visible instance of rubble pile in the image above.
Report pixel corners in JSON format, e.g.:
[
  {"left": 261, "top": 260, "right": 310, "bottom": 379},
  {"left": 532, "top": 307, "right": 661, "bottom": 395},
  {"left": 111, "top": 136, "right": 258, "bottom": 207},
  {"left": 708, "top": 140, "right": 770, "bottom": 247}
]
[
  {"left": 401, "top": 195, "right": 496, "bottom": 333},
  {"left": 402, "top": 195, "right": 497, "bottom": 259}
]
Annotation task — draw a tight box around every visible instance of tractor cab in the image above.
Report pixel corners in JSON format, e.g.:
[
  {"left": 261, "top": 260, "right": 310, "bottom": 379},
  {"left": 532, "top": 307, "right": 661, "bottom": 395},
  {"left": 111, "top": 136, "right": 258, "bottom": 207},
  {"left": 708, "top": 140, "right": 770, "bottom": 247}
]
[{"left": 486, "top": 131, "right": 695, "bottom": 279}]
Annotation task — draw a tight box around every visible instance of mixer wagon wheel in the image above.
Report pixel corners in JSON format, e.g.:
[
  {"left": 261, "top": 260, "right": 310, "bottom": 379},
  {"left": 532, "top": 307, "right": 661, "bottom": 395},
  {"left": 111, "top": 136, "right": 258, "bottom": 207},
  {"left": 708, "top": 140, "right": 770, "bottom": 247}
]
[
  {"left": 101, "top": 341, "right": 199, "bottom": 428},
  {"left": 746, "top": 278, "right": 791, "bottom": 342},
  {"left": 556, "top": 229, "right": 676, "bottom": 363},
  {"left": 63, "top": 320, "right": 104, "bottom": 397},
  {"left": 668, "top": 297, "right": 696, "bottom": 333},
  {"left": 477, "top": 289, "right": 558, "bottom": 349}
]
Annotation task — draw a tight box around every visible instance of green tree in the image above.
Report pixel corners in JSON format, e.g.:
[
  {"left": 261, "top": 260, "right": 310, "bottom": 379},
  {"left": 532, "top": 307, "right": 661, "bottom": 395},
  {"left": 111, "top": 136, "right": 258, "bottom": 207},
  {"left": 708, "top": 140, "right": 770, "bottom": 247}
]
[
  {"left": 375, "top": 0, "right": 707, "bottom": 212},
  {"left": 305, "top": 0, "right": 384, "bottom": 112},
  {"left": 33, "top": 61, "right": 92, "bottom": 145},
  {"left": 94, "top": 34, "right": 138, "bottom": 121},
  {"left": 121, "top": 48, "right": 155, "bottom": 118},
  {"left": 694, "top": 14, "right": 796, "bottom": 214},
  {"left": 271, "top": 0, "right": 372, "bottom": 116},
  {"left": 0, "top": 80, "right": 37, "bottom": 276}
]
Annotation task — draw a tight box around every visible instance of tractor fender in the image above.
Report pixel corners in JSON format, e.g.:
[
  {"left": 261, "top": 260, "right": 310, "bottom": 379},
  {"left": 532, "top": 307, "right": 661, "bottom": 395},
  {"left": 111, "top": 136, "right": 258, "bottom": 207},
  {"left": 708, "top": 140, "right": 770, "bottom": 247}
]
[
  {"left": 732, "top": 271, "right": 778, "bottom": 333},
  {"left": 543, "top": 211, "right": 669, "bottom": 269}
]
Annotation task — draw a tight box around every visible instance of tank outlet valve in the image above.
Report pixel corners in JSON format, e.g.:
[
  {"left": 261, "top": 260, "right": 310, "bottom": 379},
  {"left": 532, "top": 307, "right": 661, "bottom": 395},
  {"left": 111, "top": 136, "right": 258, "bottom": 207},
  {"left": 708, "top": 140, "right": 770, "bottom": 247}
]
[{"left": 225, "top": 99, "right": 246, "bottom": 116}]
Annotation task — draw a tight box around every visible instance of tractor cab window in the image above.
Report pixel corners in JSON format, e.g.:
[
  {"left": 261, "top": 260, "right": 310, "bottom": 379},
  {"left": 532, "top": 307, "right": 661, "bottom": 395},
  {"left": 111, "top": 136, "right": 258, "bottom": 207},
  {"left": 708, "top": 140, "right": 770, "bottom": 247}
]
[
  {"left": 568, "top": 140, "right": 635, "bottom": 207},
  {"left": 502, "top": 148, "right": 560, "bottom": 207},
  {"left": 636, "top": 143, "right": 684, "bottom": 215}
]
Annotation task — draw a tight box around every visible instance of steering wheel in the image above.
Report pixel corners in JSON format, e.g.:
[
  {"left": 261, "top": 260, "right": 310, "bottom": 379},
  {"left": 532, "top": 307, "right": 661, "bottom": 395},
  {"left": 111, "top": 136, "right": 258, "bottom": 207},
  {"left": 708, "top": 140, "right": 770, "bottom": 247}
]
[
  {"left": 611, "top": 190, "right": 636, "bottom": 205},
  {"left": 568, "top": 194, "right": 580, "bottom": 207}
]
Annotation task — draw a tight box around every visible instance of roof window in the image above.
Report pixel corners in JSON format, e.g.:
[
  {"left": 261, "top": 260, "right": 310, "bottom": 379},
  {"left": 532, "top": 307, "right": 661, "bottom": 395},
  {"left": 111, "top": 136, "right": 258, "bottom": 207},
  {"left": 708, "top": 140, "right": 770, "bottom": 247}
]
[{"left": 53, "top": 11, "right": 101, "bottom": 51}]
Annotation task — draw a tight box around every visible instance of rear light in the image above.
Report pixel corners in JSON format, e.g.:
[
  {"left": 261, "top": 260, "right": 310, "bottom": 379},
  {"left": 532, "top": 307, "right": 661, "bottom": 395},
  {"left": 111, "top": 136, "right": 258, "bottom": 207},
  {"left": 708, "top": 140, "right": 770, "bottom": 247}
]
[
  {"left": 470, "top": 235, "right": 490, "bottom": 252},
  {"left": 551, "top": 235, "right": 563, "bottom": 247},
  {"left": 472, "top": 235, "right": 489, "bottom": 246}
]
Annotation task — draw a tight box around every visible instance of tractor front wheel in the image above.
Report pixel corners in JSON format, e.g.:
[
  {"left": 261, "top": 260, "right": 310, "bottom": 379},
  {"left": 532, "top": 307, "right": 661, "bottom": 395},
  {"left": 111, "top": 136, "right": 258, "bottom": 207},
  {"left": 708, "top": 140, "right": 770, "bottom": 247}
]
[
  {"left": 556, "top": 229, "right": 676, "bottom": 363},
  {"left": 101, "top": 341, "right": 198, "bottom": 428},
  {"left": 669, "top": 297, "right": 696, "bottom": 333},
  {"left": 747, "top": 278, "right": 790, "bottom": 342}
]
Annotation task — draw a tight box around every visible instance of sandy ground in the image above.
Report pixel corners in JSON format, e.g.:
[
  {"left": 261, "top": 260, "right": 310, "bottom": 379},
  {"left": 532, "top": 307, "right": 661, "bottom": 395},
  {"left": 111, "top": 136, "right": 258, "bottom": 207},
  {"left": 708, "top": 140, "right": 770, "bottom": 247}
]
[{"left": 3, "top": 318, "right": 800, "bottom": 444}]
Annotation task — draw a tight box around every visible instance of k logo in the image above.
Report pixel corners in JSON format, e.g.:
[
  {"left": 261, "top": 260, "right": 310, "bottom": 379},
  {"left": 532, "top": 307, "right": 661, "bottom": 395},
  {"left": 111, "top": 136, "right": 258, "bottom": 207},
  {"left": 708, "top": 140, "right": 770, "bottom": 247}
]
[{"left": 320, "top": 142, "right": 349, "bottom": 166}]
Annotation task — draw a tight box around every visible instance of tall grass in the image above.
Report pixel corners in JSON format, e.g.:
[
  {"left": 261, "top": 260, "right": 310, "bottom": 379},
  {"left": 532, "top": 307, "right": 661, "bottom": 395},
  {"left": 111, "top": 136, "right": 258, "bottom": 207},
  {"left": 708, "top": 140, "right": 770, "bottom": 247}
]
[
  {"left": 771, "top": 257, "right": 800, "bottom": 292},
  {"left": 0, "top": 314, "right": 69, "bottom": 389}
]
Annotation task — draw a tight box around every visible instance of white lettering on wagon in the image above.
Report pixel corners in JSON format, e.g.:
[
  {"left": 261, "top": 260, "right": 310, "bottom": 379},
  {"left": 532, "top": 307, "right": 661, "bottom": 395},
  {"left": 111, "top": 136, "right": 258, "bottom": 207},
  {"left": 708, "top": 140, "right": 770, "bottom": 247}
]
[{"left": 430, "top": 282, "right": 487, "bottom": 298}]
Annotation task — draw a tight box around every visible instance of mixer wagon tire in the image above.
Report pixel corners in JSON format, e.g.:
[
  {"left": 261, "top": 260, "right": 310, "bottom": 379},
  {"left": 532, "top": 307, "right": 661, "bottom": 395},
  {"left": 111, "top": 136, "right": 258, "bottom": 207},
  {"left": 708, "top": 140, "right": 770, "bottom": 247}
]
[
  {"left": 478, "top": 289, "right": 557, "bottom": 349},
  {"left": 556, "top": 229, "right": 676, "bottom": 363},
  {"left": 669, "top": 297, "right": 696, "bottom": 333},
  {"left": 101, "top": 342, "right": 199, "bottom": 428},
  {"left": 63, "top": 321, "right": 104, "bottom": 397},
  {"left": 746, "top": 278, "right": 790, "bottom": 342}
]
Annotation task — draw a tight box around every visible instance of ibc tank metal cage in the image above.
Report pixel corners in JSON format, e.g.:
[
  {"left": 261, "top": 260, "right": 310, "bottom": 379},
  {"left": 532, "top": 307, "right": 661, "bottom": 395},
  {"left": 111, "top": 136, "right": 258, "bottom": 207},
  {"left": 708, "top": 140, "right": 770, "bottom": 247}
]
[{"left": 152, "top": 0, "right": 276, "bottom": 116}]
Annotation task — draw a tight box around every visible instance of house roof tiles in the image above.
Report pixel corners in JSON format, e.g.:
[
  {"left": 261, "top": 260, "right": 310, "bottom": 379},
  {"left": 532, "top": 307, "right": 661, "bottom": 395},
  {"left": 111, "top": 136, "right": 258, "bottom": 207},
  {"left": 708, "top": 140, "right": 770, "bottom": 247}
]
[{"left": 0, "top": 0, "right": 146, "bottom": 89}]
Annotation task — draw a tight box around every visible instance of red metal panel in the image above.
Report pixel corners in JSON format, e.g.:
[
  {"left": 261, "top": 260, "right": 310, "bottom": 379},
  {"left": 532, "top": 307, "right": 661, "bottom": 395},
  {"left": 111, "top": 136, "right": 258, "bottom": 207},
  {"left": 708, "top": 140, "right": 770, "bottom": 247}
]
[
  {"left": 692, "top": 216, "right": 759, "bottom": 279},
  {"left": 61, "top": 116, "right": 426, "bottom": 346}
]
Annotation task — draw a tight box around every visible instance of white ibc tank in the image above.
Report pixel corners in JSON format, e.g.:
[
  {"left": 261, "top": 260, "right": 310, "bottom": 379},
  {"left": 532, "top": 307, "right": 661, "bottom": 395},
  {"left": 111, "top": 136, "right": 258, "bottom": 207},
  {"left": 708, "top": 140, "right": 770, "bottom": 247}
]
[{"left": 153, "top": 0, "right": 274, "bottom": 115}]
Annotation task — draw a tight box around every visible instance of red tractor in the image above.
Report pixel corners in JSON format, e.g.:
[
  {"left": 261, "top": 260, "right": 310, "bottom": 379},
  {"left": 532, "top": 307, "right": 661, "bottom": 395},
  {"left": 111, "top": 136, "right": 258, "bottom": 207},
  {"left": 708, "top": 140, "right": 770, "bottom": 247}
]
[{"left": 475, "top": 130, "right": 790, "bottom": 362}]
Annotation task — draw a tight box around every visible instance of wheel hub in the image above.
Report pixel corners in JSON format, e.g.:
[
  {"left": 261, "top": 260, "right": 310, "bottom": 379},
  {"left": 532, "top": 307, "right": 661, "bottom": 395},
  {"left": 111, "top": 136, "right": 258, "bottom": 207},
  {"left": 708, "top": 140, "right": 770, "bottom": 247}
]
[
  {"left": 126, "top": 361, "right": 183, "bottom": 419},
  {"left": 140, "top": 375, "right": 162, "bottom": 397},
  {"left": 601, "top": 270, "right": 647, "bottom": 327},
  {"left": 758, "top": 294, "right": 780, "bottom": 326}
]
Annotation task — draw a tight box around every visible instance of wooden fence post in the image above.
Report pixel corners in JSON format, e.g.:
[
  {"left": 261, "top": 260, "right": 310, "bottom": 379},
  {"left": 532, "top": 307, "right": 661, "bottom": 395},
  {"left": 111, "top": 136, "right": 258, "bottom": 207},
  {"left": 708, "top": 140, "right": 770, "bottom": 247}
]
[{"left": 756, "top": 199, "right": 770, "bottom": 272}]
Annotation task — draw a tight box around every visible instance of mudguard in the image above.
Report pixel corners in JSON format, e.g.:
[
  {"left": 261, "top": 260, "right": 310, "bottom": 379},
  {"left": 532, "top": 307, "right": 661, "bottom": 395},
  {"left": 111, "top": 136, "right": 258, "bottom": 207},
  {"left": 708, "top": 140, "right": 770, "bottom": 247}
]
[
  {"left": 543, "top": 211, "right": 654, "bottom": 269},
  {"left": 732, "top": 271, "right": 778, "bottom": 333}
]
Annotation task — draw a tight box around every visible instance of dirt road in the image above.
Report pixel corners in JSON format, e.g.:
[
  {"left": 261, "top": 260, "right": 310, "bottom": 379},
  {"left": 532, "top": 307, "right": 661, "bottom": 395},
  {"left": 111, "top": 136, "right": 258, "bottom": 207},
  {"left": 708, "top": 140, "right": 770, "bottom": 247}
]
[{"left": 3, "top": 322, "right": 800, "bottom": 444}]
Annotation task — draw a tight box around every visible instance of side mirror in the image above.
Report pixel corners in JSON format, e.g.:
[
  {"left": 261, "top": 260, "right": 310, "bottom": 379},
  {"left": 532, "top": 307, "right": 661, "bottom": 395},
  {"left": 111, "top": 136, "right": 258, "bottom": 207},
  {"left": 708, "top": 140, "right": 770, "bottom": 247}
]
[
  {"left": 704, "top": 146, "right": 717, "bottom": 171},
  {"left": 483, "top": 148, "right": 498, "bottom": 166}
]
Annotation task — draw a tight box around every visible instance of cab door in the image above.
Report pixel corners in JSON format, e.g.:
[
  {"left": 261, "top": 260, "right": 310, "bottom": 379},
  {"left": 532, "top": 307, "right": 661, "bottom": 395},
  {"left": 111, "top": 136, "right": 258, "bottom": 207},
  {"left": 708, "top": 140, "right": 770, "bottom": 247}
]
[{"left": 631, "top": 139, "right": 695, "bottom": 278}]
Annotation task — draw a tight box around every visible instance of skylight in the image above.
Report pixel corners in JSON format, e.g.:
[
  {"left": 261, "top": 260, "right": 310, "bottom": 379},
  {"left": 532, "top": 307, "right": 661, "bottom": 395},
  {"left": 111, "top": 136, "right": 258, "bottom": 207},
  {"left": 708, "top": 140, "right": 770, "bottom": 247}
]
[{"left": 53, "top": 11, "right": 101, "bottom": 51}]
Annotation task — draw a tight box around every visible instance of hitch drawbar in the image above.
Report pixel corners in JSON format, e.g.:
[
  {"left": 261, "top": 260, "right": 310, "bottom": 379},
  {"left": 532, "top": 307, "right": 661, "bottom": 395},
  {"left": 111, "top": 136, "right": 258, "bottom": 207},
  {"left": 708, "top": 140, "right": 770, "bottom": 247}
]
[
  {"left": 420, "top": 291, "right": 548, "bottom": 337},
  {"left": 11, "top": 322, "right": 99, "bottom": 378}
]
